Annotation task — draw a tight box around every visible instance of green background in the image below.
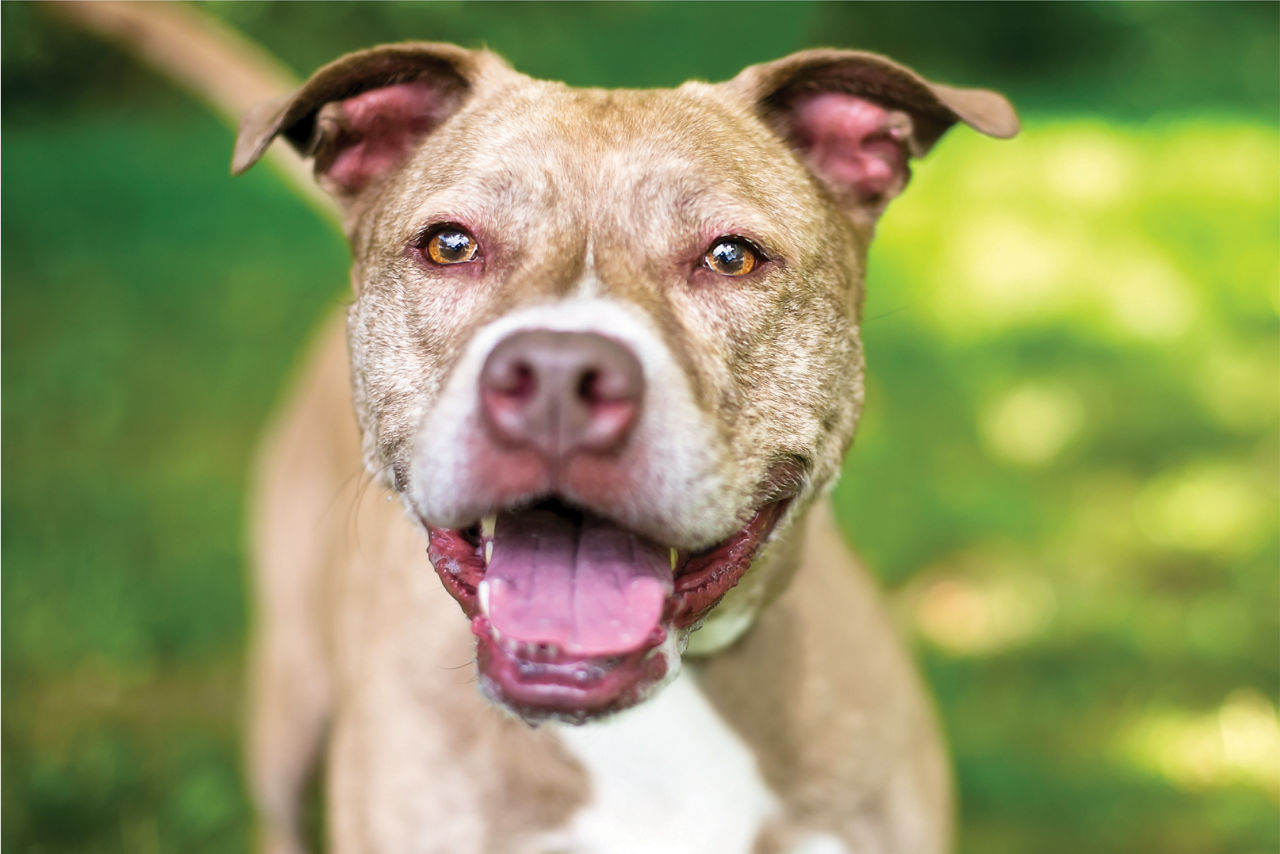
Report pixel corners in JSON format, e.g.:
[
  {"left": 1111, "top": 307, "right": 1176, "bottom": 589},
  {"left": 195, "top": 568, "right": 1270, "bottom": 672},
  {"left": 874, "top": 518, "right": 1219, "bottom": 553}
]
[{"left": 4, "top": 3, "right": 1277, "bottom": 852}]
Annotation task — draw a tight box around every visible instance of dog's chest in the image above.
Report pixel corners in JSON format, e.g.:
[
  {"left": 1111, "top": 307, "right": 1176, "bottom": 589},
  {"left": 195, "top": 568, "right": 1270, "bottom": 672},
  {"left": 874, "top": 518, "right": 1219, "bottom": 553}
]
[{"left": 540, "top": 669, "right": 777, "bottom": 854}]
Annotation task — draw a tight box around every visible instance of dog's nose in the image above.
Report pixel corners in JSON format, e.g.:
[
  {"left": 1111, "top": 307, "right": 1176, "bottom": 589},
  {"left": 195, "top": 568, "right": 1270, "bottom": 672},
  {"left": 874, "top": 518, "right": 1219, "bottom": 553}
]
[{"left": 480, "top": 330, "right": 644, "bottom": 457}]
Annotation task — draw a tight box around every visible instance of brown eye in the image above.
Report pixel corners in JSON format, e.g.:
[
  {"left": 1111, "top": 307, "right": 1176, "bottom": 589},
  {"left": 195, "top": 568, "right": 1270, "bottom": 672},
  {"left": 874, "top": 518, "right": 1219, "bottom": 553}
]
[
  {"left": 424, "top": 226, "right": 478, "bottom": 265},
  {"left": 703, "top": 237, "right": 759, "bottom": 277}
]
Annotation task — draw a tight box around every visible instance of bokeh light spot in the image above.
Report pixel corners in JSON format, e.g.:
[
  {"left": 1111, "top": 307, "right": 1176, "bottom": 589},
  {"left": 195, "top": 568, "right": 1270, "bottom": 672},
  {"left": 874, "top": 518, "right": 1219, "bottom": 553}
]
[
  {"left": 1042, "top": 128, "right": 1135, "bottom": 206},
  {"left": 909, "top": 569, "right": 1057, "bottom": 656},
  {"left": 1116, "top": 689, "right": 1280, "bottom": 799},
  {"left": 980, "top": 382, "right": 1084, "bottom": 466},
  {"left": 1090, "top": 248, "right": 1196, "bottom": 339},
  {"left": 1194, "top": 343, "right": 1280, "bottom": 431},
  {"left": 939, "top": 217, "right": 1076, "bottom": 330},
  {"left": 1135, "top": 462, "right": 1273, "bottom": 556}
]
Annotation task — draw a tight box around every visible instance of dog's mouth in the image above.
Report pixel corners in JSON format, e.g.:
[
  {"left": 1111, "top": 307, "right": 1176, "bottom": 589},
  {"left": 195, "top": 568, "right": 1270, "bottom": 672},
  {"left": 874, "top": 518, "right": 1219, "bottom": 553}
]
[{"left": 425, "top": 497, "right": 788, "bottom": 723}]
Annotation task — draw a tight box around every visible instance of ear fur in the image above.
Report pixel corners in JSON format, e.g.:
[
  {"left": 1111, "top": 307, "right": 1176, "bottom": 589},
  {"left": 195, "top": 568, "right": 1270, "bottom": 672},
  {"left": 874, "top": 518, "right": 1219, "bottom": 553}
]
[
  {"left": 232, "top": 42, "right": 509, "bottom": 197},
  {"left": 726, "top": 49, "right": 1019, "bottom": 221}
]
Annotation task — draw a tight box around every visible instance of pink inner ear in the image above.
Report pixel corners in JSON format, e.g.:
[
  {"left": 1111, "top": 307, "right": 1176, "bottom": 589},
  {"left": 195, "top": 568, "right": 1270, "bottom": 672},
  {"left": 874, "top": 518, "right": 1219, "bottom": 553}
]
[
  {"left": 791, "top": 92, "right": 909, "bottom": 204},
  {"left": 327, "top": 80, "right": 444, "bottom": 192}
]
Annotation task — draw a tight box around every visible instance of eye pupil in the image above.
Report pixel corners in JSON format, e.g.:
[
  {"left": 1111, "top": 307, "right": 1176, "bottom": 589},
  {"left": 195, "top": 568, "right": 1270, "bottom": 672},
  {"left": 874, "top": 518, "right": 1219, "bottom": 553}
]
[
  {"left": 705, "top": 238, "right": 757, "bottom": 277},
  {"left": 425, "top": 227, "right": 477, "bottom": 265}
]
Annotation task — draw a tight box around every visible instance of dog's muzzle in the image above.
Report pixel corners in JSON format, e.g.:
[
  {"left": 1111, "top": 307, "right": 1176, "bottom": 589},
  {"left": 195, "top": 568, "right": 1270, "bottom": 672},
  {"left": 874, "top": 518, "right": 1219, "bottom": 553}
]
[{"left": 414, "top": 328, "right": 792, "bottom": 723}]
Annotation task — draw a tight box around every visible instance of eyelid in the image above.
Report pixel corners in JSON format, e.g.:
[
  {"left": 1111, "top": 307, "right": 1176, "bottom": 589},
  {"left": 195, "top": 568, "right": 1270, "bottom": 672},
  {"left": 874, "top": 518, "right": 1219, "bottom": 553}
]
[
  {"left": 708, "top": 235, "right": 771, "bottom": 262},
  {"left": 734, "top": 236, "right": 767, "bottom": 257},
  {"left": 408, "top": 219, "right": 472, "bottom": 245}
]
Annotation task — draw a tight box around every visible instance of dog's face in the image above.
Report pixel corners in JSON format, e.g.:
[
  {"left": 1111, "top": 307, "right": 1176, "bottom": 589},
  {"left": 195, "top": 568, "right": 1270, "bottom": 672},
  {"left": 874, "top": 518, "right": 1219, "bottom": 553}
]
[{"left": 235, "top": 45, "right": 1016, "bottom": 723}]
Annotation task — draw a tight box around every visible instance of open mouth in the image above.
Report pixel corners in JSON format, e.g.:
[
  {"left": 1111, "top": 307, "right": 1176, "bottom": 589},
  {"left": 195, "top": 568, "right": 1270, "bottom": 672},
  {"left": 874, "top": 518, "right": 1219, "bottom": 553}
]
[{"left": 425, "top": 497, "right": 788, "bottom": 723}]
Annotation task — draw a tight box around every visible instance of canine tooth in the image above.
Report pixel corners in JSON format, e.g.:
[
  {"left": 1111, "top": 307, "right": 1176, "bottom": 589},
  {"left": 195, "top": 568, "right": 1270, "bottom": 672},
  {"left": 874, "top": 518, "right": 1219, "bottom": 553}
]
[
  {"left": 669, "top": 547, "right": 678, "bottom": 570},
  {"left": 478, "top": 579, "right": 492, "bottom": 617},
  {"left": 480, "top": 513, "right": 496, "bottom": 539},
  {"left": 484, "top": 540, "right": 494, "bottom": 563}
]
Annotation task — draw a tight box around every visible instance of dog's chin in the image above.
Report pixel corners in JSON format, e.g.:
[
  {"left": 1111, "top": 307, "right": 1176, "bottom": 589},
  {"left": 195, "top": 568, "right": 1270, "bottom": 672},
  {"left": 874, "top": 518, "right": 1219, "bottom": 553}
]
[{"left": 423, "top": 497, "right": 789, "bottom": 725}]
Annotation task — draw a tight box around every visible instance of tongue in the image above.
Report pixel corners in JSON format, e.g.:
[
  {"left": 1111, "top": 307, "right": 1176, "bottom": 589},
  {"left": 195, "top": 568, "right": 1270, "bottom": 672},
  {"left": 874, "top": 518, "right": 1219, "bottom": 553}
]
[{"left": 484, "top": 506, "right": 672, "bottom": 657}]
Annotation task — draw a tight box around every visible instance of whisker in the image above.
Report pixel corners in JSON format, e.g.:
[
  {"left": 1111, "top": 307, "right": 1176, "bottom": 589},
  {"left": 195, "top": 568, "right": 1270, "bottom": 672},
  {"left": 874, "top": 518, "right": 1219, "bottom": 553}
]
[
  {"left": 864, "top": 303, "right": 911, "bottom": 322},
  {"left": 344, "top": 462, "right": 398, "bottom": 552}
]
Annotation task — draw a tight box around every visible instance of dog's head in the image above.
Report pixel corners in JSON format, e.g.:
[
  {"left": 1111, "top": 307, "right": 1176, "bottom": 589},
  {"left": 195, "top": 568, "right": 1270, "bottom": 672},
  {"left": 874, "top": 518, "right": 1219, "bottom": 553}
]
[{"left": 235, "top": 44, "right": 1016, "bottom": 724}]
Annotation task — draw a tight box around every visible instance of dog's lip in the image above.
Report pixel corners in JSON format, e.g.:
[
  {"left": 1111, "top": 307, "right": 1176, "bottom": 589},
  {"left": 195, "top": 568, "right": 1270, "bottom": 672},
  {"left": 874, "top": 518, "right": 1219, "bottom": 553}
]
[
  {"left": 470, "top": 615, "right": 670, "bottom": 724},
  {"left": 423, "top": 494, "right": 791, "bottom": 721},
  {"left": 667, "top": 499, "right": 789, "bottom": 629}
]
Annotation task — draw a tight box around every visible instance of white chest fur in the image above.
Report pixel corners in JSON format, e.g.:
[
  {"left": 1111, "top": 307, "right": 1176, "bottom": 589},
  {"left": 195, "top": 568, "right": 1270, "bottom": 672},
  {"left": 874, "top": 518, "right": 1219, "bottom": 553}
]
[{"left": 546, "top": 669, "right": 778, "bottom": 854}]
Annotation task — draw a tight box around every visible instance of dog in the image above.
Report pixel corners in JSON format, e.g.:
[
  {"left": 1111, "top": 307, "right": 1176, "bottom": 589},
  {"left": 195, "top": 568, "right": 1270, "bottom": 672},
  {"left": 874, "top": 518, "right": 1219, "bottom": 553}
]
[{"left": 232, "top": 42, "right": 1017, "bottom": 854}]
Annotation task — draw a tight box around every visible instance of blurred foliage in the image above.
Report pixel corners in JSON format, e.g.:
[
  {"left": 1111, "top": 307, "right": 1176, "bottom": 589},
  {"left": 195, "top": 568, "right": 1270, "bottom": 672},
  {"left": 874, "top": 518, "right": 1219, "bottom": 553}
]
[
  {"left": 838, "top": 121, "right": 1279, "bottom": 854},
  {"left": 2, "top": 3, "right": 1277, "bottom": 854}
]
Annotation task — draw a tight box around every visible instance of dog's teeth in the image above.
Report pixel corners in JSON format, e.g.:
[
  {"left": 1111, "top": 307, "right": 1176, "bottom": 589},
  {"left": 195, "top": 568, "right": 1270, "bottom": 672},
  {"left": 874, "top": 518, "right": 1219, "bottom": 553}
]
[
  {"left": 478, "top": 579, "right": 491, "bottom": 617},
  {"left": 480, "top": 514, "right": 496, "bottom": 539},
  {"left": 669, "top": 547, "right": 678, "bottom": 570},
  {"left": 484, "top": 540, "right": 494, "bottom": 563}
]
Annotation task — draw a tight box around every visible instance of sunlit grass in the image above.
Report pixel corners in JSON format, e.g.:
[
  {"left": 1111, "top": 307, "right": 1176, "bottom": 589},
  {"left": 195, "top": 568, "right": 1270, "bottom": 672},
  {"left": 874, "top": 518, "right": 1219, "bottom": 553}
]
[{"left": 880, "top": 121, "right": 1277, "bottom": 343}]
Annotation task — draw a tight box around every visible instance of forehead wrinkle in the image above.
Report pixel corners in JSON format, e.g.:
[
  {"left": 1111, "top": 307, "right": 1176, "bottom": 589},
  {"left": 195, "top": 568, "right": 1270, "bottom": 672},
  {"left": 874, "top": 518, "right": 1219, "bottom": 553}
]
[
  {"left": 589, "top": 155, "right": 800, "bottom": 261},
  {"left": 404, "top": 163, "right": 561, "bottom": 226}
]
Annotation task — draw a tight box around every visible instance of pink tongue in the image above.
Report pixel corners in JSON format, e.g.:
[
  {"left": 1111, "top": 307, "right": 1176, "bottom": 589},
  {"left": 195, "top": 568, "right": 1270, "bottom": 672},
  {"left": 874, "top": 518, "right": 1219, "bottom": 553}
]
[{"left": 485, "top": 507, "right": 672, "bottom": 657}]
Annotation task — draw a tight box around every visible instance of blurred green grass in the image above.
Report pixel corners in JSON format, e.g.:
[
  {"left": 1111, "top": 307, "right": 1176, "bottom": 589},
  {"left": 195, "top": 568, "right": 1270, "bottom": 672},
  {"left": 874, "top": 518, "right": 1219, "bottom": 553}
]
[{"left": 3, "top": 3, "right": 1277, "bottom": 853}]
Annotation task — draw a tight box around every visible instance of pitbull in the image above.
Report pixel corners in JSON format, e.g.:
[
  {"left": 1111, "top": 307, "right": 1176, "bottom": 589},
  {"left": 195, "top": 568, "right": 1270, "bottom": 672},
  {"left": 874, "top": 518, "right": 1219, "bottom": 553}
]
[{"left": 233, "top": 42, "right": 1017, "bottom": 854}]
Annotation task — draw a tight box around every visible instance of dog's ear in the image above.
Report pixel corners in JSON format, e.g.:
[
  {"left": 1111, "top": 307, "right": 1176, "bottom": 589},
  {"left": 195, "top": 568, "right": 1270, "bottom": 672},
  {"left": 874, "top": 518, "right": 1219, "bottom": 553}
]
[
  {"left": 726, "top": 49, "right": 1018, "bottom": 224},
  {"left": 232, "top": 42, "right": 507, "bottom": 198}
]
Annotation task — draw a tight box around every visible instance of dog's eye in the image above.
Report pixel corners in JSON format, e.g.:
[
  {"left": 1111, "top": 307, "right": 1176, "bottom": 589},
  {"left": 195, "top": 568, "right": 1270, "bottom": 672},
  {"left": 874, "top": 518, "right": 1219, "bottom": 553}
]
[
  {"left": 423, "top": 226, "right": 479, "bottom": 265},
  {"left": 703, "top": 237, "right": 759, "bottom": 277}
]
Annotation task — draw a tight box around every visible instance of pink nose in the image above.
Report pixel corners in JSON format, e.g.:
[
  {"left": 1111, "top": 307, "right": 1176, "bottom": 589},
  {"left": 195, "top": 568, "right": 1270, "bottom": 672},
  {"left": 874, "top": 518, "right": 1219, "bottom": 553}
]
[{"left": 480, "top": 330, "right": 644, "bottom": 458}]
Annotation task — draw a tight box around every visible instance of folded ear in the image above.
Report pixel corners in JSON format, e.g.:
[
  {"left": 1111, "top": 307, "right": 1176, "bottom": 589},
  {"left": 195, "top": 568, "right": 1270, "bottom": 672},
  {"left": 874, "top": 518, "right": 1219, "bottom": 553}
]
[
  {"left": 726, "top": 49, "right": 1019, "bottom": 224},
  {"left": 232, "top": 42, "right": 508, "bottom": 198}
]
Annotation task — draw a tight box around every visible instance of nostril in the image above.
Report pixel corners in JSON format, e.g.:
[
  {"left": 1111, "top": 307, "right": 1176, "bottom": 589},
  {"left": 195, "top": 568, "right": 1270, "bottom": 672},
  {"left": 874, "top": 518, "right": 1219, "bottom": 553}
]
[
  {"left": 576, "top": 369, "right": 601, "bottom": 404},
  {"left": 489, "top": 359, "right": 537, "bottom": 402},
  {"left": 576, "top": 364, "right": 641, "bottom": 408},
  {"left": 505, "top": 362, "right": 537, "bottom": 402}
]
